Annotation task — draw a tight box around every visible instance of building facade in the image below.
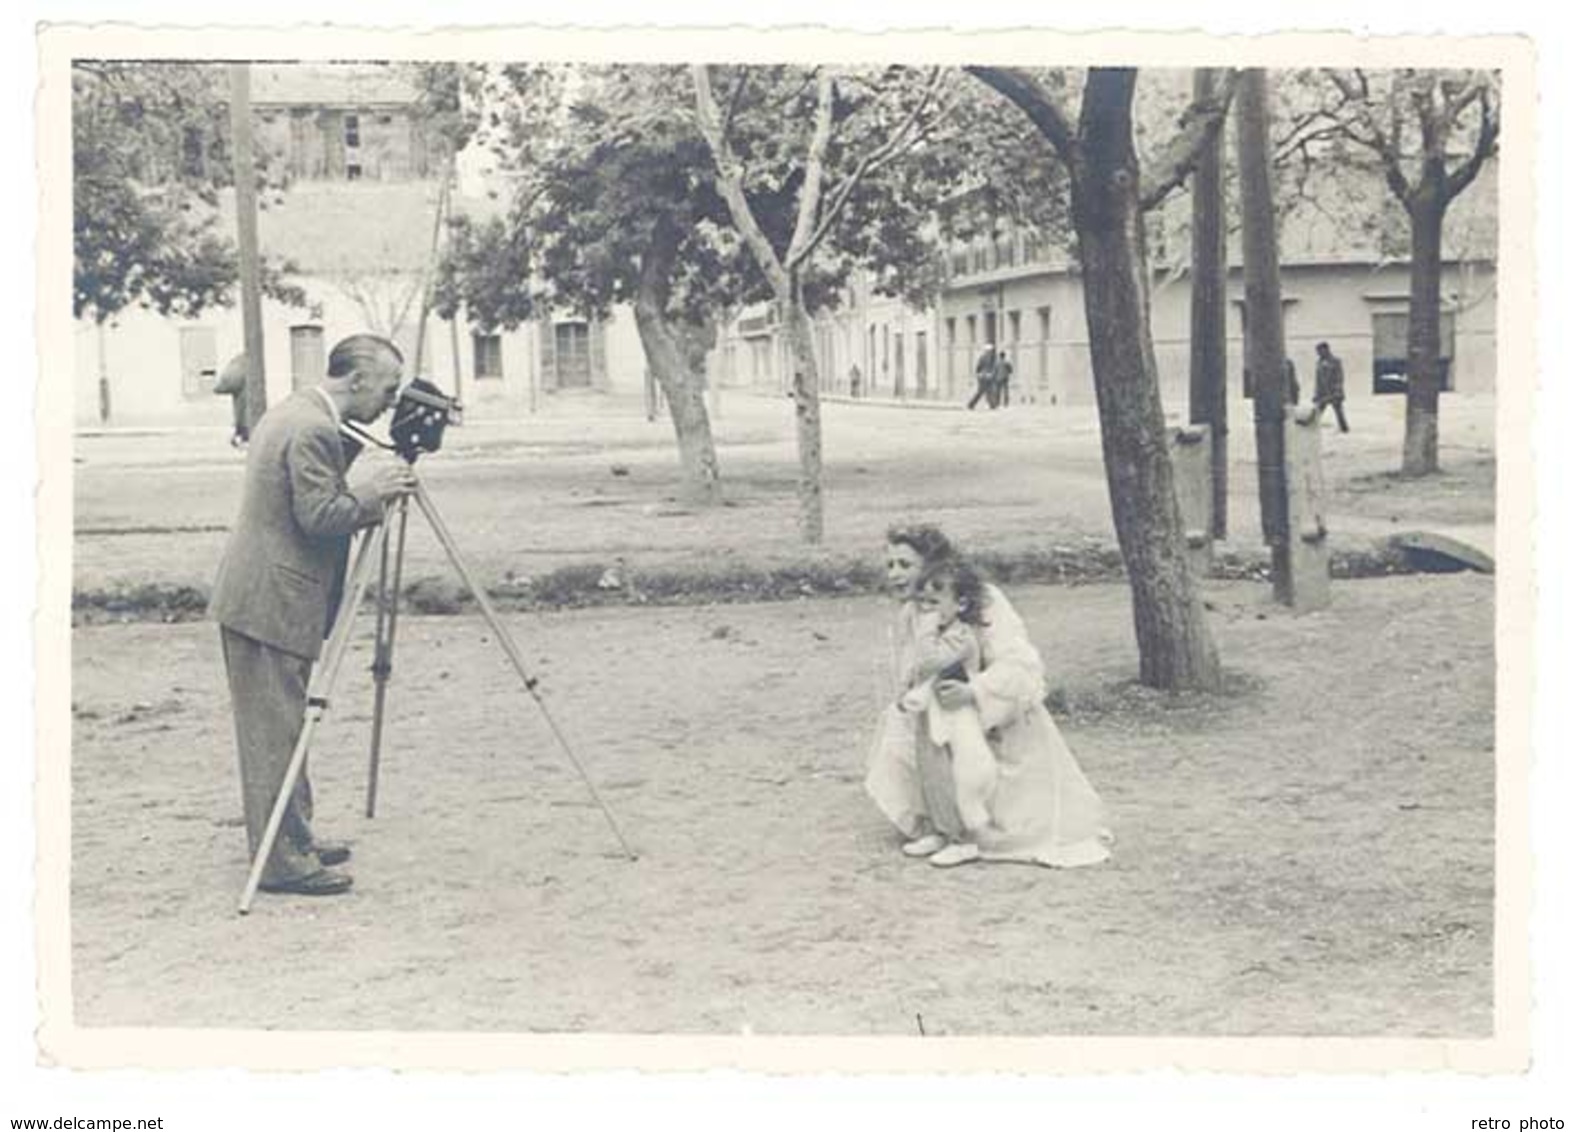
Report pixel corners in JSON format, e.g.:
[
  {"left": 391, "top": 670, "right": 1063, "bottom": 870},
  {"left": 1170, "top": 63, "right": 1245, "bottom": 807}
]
[
  {"left": 76, "top": 64, "right": 645, "bottom": 429},
  {"left": 715, "top": 276, "right": 947, "bottom": 402},
  {"left": 939, "top": 237, "right": 1498, "bottom": 411}
]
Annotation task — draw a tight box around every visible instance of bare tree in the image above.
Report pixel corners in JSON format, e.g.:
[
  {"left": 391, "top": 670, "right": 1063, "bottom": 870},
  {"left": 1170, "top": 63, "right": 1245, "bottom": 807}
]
[{"left": 1295, "top": 69, "right": 1500, "bottom": 476}]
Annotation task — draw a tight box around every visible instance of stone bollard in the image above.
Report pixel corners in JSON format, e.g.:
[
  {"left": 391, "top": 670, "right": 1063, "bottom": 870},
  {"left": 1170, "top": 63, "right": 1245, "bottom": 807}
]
[
  {"left": 1169, "top": 423, "right": 1214, "bottom": 581},
  {"left": 1285, "top": 407, "right": 1332, "bottom": 612}
]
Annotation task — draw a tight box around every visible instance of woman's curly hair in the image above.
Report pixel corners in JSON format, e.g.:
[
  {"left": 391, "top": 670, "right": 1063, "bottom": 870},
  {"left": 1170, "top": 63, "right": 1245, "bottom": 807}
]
[{"left": 885, "top": 523, "right": 957, "bottom": 565}]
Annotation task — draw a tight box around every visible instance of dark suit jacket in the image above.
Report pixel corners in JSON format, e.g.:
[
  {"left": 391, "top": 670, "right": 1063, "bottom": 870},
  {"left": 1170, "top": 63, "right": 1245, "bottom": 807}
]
[{"left": 210, "top": 389, "right": 384, "bottom": 660}]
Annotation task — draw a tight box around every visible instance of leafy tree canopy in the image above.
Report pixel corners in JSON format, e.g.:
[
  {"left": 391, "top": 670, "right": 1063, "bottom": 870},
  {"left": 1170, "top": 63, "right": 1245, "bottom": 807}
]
[{"left": 73, "top": 61, "right": 308, "bottom": 323}]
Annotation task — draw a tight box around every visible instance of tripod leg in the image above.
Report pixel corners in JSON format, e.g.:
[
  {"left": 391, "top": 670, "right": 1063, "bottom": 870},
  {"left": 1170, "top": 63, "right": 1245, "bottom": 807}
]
[
  {"left": 410, "top": 479, "right": 639, "bottom": 861},
  {"left": 365, "top": 496, "right": 412, "bottom": 817},
  {"left": 238, "top": 521, "right": 389, "bottom": 914}
]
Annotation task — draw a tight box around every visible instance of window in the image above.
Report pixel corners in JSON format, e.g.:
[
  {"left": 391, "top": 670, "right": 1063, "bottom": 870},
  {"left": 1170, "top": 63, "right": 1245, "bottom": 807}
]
[
  {"left": 944, "top": 318, "right": 957, "bottom": 390},
  {"left": 1371, "top": 309, "right": 1457, "bottom": 394},
  {"left": 346, "top": 163, "right": 363, "bottom": 181},
  {"left": 554, "top": 321, "right": 592, "bottom": 388},
  {"left": 344, "top": 114, "right": 361, "bottom": 148},
  {"left": 472, "top": 333, "right": 503, "bottom": 380},
  {"left": 915, "top": 330, "right": 928, "bottom": 395},
  {"left": 893, "top": 331, "right": 905, "bottom": 396},
  {"left": 378, "top": 114, "right": 394, "bottom": 125}
]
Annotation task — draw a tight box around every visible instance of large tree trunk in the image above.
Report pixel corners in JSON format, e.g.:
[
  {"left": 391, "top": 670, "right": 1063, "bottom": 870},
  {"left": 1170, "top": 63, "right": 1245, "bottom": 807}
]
[
  {"left": 1074, "top": 70, "right": 1222, "bottom": 692},
  {"left": 633, "top": 240, "right": 724, "bottom": 506},
  {"left": 1236, "top": 68, "right": 1292, "bottom": 604},
  {"left": 1188, "top": 68, "right": 1229, "bottom": 540},
  {"left": 1403, "top": 184, "right": 1447, "bottom": 477},
  {"left": 781, "top": 287, "right": 826, "bottom": 544}
]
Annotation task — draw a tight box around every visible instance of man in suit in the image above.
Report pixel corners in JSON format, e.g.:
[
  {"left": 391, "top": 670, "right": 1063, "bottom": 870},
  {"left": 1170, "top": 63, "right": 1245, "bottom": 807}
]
[
  {"left": 967, "top": 344, "right": 997, "bottom": 410},
  {"left": 210, "top": 334, "right": 415, "bottom": 896},
  {"left": 994, "top": 349, "right": 1015, "bottom": 408},
  {"left": 1313, "top": 341, "right": 1350, "bottom": 432}
]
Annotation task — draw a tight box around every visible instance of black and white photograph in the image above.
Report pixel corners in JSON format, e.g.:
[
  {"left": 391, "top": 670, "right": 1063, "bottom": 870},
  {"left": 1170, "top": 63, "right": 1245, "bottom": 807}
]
[{"left": 15, "top": 9, "right": 1566, "bottom": 1121}]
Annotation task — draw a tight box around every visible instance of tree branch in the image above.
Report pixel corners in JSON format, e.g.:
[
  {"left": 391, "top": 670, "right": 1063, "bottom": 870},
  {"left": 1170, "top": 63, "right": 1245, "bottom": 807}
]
[
  {"left": 789, "top": 67, "right": 945, "bottom": 269},
  {"left": 785, "top": 69, "right": 837, "bottom": 266},
  {"left": 690, "top": 64, "right": 790, "bottom": 292},
  {"left": 1446, "top": 85, "right": 1500, "bottom": 200},
  {"left": 721, "top": 67, "right": 749, "bottom": 147},
  {"left": 1138, "top": 68, "right": 1239, "bottom": 212},
  {"left": 1326, "top": 68, "right": 1415, "bottom": 207},
  {"left": 965, "top": 66, "right": 1077, "bottom": 161}
]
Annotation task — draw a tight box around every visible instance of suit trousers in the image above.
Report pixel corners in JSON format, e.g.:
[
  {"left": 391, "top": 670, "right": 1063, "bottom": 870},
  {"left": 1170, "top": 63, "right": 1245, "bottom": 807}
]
[{"left": 220, "top": 626, "right": 322, "bottom": 884}]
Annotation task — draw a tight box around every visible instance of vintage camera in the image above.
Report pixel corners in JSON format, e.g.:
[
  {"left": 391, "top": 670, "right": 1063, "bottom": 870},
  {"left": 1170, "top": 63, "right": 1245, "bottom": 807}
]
[{"left": 388, "top": 378, "right": 462, "bottom": 462}]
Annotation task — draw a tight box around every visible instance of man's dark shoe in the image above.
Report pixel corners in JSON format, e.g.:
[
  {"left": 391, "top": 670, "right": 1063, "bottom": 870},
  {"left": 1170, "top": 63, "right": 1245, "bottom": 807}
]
[
  {"left": 259, "top": 868, "right": 353, "bottom": 896},
  {"left": 312, "top": 840, "right": 352, "bottom": 867}
]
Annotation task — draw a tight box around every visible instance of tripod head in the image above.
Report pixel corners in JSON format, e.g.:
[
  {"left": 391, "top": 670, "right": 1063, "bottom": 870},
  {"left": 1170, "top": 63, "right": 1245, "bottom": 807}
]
[{"left": 341, "top": 378, "right": 463, "bottom": 463}]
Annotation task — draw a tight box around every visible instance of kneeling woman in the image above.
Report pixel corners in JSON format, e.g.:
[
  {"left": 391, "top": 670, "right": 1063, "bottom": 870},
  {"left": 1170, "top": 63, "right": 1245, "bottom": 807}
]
[{"left": 865, "top": 525, "right": 1111, "bottom": 868}]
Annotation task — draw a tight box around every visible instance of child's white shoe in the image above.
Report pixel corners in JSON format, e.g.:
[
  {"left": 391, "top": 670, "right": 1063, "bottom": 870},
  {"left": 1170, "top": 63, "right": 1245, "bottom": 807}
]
[
  {"left": 929, "top": 842, "right": 981, "bottom": 868},
  {"left": 901, "top": 833, "right": 947, "bottom": 858}
]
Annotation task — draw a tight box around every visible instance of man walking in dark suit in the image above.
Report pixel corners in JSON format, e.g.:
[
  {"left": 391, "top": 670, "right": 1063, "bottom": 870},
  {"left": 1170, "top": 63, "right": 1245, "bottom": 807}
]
[
  {"left": 210, "top": 334, "right": 415, "bottom": 896},
  {"left": 1313, "top": 341, "right": 1350, "bottom": 432},
  {"left": 967, "top": 344, "right": 998, "bottom": 410}
]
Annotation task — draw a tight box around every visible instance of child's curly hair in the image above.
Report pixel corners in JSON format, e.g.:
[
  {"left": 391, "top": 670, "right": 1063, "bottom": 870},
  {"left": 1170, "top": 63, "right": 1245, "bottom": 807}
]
[{"left": 916, "top": 557, "right": 988, "bottom": 627}]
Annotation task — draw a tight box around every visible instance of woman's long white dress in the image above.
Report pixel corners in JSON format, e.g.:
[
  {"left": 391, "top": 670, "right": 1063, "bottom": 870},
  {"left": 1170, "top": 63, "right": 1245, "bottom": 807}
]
[{"left": 864, "top": 585, "right": 1111, "bottom": 868}]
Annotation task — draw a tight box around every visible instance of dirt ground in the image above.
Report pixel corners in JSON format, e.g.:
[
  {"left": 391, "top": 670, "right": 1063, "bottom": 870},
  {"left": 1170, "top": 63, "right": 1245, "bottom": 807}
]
[{"left": 68, "top": 572, "right": 1494, "bottom": 1037}]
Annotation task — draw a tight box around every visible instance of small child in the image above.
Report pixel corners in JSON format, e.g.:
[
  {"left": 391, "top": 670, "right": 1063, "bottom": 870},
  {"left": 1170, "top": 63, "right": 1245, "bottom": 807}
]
[{"left": 899, "top": 558, "right": 999, "bottom": 866}]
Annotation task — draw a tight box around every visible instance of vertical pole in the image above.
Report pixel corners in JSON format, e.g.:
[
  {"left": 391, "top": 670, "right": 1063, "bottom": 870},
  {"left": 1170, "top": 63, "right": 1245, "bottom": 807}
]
[
  {"left": 229, "top": 64, "right": 268, "bottom": 431},
  {"left": 1189, "top": 67, "right": 1229, "bottom": 540},
  {"left": 95, "top": 320, "right": 111, "bottom": 423},
  {"left": 1236, "top": 68, "right": 1292, "bottom": 605}
]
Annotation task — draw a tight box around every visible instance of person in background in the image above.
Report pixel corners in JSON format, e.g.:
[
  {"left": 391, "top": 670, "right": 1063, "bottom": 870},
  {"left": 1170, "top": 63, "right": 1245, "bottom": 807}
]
[
  {"left": 213, "top": 352, "right": 251, "bottom": 448},
  {"left": 994, "top": 350, "right": 1015, "bottom": 408},
  {"left": 968, "top": 345, "right": 998, "bottom": 410},
  {"left": 1313, "top": 341, "right": 1350, "bottom": 433}
]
